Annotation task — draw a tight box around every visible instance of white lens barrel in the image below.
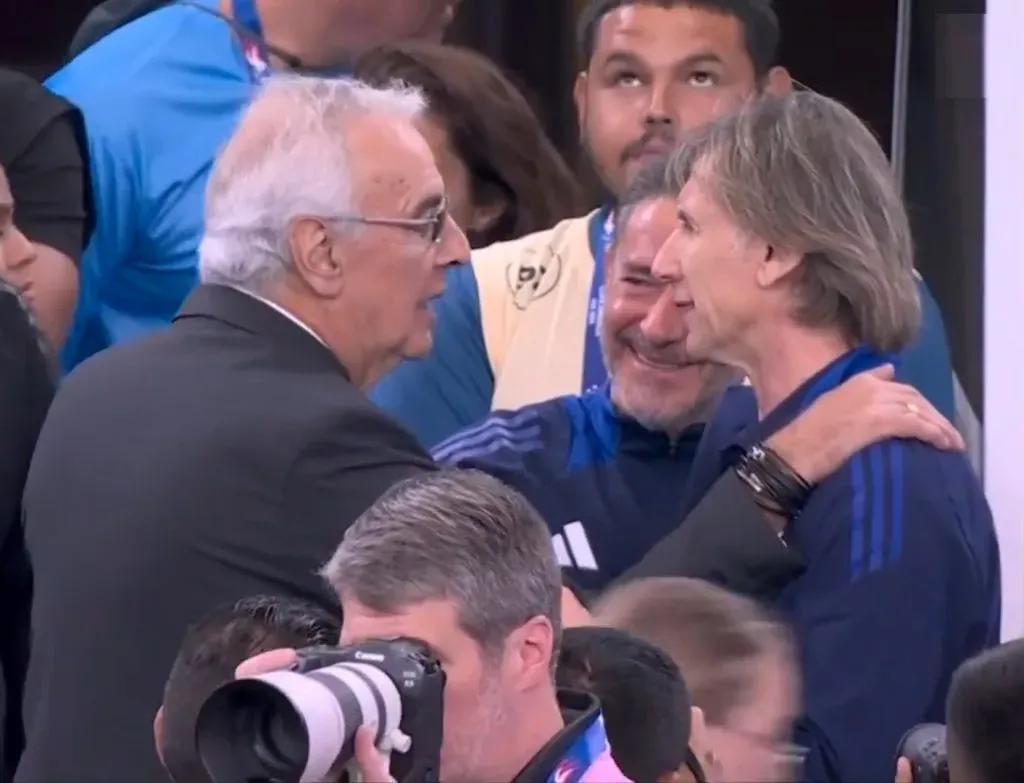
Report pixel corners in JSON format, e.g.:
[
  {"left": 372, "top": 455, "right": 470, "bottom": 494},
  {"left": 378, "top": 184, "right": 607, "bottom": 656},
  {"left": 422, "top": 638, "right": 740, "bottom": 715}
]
[{"left": 244, "top": 662, "right": 405, "bottom": 783}]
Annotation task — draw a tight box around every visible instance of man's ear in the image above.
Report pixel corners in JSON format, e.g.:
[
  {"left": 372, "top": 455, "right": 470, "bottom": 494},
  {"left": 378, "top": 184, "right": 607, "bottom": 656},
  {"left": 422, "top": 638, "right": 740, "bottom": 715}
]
[
  {"left": 688, "top": 706, "right": 719, "bottom": 779},
  {"left": 689, "top": 705, "right": 707, "bottom": 745},
  {"left": 508, "top": 615, "right": 557, "bottom": 691},
  {"left": 763, "top": 65, "right": 793, "bottom": 95},
  {"left": 756, "top": 243, "right": 802, "bottom": 289},
  {"left": 288, "top": 218, "right": 345, "bottom": 298},
  {"left": 573, "top": 71, "right": 589, "bottom": 133},
  {"left": 153, "top": 706, "right": 167, "bottom": 767}
]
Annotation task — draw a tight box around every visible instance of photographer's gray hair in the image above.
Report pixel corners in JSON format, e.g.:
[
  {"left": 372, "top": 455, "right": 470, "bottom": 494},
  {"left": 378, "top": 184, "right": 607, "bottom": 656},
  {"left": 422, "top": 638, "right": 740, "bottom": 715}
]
[{"left": 321, "top": 469, "right": 563, "bottom": 655}]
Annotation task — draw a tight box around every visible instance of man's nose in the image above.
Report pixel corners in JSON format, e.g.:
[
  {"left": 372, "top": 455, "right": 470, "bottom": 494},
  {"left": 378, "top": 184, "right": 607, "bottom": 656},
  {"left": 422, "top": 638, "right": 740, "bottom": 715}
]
[
  {"left": 640, "top": 287, "right": 683, "bottom": 343},
  {"left": 650, "top": 230, "right": 682, "bottom": 282},
  {"left": 644, "top": 80, "right": 675, "bottom": 128},
  {"left": 438, "top": 214, "right": 471, "bottom": 267}
]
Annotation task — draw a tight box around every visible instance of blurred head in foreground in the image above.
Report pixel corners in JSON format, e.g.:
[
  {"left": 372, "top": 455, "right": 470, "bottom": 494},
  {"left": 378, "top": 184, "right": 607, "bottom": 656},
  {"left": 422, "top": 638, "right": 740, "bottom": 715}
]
[{"left": 595, "top": 577, "right": 801, "bottom": 782}]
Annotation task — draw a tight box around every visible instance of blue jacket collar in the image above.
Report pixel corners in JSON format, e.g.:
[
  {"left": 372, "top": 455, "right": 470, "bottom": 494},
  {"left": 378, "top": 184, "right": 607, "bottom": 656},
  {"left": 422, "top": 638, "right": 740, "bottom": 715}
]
[
  {"left": 732, "top": 345, "right": 894, "bottom": 451},
  {"left": 583, "top": 385, "right": 703, "bottom": 459}
]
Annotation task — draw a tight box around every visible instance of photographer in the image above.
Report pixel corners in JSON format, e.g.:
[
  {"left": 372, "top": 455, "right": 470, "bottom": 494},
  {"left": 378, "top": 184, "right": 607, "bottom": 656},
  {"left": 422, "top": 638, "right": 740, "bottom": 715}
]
[{"left": 232, "top": 470, "right": 630, "bottom": 783}]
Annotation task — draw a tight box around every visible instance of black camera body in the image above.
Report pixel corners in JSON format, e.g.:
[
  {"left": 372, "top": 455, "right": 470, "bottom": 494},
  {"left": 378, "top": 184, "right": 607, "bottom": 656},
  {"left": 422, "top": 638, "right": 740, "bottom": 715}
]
[
  {"left": 897, "top": 723, "right": 948, "bottom": 783},
  {"left": 195, "top": 638, "right": 445, "bottom": 783}
]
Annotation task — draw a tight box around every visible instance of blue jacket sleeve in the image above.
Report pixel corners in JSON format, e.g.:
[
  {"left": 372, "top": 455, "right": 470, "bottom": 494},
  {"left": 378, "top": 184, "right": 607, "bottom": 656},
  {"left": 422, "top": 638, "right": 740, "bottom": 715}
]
[
  {"left": 371, "top": 263, "right": 494, "bottom": 448},
  {"left": 785, "top": 442, "right": 962, "bottom": 782},
  {"left": 898, "top": 278, "right": 955, "bottom": 421}
]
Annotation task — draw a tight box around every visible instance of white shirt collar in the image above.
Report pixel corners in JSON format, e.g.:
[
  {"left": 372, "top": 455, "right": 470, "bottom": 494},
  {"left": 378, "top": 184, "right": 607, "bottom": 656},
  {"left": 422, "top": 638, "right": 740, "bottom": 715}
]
[{"left": 230, "top": 286, "right": 327, "bottom": 346}]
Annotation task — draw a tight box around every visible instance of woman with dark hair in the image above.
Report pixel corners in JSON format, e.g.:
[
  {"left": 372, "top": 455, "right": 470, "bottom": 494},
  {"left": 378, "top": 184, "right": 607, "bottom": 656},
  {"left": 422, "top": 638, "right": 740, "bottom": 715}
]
[{"left": 354, "top": 41, "right": 583, "bottom": 247}]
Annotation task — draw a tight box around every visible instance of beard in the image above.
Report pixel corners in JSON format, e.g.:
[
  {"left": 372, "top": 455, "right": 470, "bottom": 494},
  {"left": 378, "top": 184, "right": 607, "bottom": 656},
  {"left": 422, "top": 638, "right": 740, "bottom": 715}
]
[
  {"left": 603, "top": 329, "right": 734, "bottom": 434},
  {"left": 609, "top": 365, "right": 726, "bottom": 433}
]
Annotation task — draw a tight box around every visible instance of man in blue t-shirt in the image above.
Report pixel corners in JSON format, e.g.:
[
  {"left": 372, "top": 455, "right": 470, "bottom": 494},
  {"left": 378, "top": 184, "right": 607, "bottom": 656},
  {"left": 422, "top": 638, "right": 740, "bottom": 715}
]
[{"left": 49, "top": 0, "right": 457, "bottom": 370}]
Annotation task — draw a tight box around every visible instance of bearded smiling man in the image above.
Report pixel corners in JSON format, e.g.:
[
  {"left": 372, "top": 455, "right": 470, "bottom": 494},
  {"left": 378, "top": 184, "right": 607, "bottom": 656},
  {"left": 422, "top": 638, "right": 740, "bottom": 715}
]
[{"left": 433, "top": 153, "right": 959, "bottom": 603}]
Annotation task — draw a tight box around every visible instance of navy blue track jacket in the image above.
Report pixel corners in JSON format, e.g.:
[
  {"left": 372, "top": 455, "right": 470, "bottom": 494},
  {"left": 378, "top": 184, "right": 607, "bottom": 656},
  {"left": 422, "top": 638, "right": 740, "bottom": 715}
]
[
  {"left": 432, "top": 387, "right": 701, "bottom": 593},
  {"left": 684, "top": 346, "right": 1001, "bottom": 783}
]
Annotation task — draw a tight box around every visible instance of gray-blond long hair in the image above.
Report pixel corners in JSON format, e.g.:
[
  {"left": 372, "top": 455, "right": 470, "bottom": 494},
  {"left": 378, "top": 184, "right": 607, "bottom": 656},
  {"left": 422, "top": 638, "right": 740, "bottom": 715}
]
[{"left": 669, "top": 90, "right": 920, "bottom": 352}]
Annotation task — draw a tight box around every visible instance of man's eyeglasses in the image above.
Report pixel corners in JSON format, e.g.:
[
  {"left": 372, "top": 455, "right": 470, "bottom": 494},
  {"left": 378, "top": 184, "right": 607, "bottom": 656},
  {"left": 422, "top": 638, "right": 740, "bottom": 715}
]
[{"left": 329, "top": 200, "right": 448, "bottom": 244}]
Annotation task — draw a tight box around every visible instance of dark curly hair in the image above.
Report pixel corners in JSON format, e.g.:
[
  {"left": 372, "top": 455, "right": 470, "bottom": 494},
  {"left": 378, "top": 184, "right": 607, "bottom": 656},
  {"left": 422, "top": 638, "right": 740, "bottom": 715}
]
[{"left": 354, "top": 42, "right": 584, "bottom": 247}]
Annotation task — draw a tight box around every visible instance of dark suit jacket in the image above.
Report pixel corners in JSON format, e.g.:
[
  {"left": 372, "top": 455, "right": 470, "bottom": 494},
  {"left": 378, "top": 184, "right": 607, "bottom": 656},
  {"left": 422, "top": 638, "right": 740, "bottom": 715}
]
[
  {"left": 0, "top": 283, "right": 55, "bottom": 780},
  {"left": 16, "top": 285, "right": 434, "bottom": 783}
]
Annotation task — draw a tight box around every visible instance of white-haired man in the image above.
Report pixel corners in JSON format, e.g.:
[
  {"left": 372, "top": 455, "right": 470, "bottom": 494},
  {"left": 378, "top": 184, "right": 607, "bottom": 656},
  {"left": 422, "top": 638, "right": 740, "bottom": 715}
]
[
  {"left": 653, "top": 91, "right": 999, "bottom": 783},
  {"left": 16, "top": 75, "right": 465, "bottom": 783}
]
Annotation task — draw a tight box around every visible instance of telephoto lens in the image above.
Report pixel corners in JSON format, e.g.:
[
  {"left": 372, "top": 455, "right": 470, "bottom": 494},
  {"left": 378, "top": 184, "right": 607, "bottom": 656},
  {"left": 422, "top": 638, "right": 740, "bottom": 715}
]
[
  {"left": 194, "top": 639, "right": 445, "bottom": 783},
  {"left": 896, "top": 723, "right": 949, "bottom": 783}
]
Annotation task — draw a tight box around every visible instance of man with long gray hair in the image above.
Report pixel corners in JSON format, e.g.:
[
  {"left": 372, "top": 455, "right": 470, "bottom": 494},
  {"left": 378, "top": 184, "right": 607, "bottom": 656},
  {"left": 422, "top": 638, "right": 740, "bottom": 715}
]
[
  {"left": 240, "top": 470, "right": 630, "bottom": 782},
  {"left": 17, "top": 75, "right": 464, "bottom": 782},
  {"left": 654, "top": 91, "right": 1000, "bottom": 783}
]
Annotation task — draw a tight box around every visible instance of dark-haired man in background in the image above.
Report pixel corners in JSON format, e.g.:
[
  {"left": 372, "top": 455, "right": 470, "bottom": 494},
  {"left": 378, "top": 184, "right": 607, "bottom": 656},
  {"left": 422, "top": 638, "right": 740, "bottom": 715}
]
[
  {"left": 373, "top": 0, "right": 957, "bottom": 446},
  {"left": 154, "top": 595, "right": 340, "bottom": 783}
]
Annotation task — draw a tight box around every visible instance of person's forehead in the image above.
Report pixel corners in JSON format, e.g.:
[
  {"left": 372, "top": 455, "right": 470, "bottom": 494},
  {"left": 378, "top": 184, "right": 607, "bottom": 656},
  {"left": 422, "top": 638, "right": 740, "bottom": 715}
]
[
  {"left": 346, "top": 114, "right": 445, "bottom": 211},
  {"left": 594, "top": 4, "right": 751, "bottom": 68},
  {"left": 621, "top": 198, "right": 677, "bottom": 247},
  {"left": 341, "top": 598, "right": 467, "bottom": 653},
  {"left": 677, "top": 171, "right": 715, "bottom": 211}
]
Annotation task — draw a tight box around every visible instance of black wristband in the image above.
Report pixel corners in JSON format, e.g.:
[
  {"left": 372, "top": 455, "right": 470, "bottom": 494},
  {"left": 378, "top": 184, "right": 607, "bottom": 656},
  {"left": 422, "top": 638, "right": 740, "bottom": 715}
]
[{"left": 733, "top": 443, "right": 812, "bottom": 518}]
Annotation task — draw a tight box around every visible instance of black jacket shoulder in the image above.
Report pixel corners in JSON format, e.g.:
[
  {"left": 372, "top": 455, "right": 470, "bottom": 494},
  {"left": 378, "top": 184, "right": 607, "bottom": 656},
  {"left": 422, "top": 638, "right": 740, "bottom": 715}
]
[{"left": 17, "top": 287, "right": 432, "bottom": 782}]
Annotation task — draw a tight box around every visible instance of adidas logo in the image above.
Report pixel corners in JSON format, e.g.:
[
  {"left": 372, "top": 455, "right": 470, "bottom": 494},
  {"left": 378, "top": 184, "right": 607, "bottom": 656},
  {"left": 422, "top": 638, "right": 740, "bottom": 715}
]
[{"left": 552, "top": 521, "right": 598, "bottom": 570}]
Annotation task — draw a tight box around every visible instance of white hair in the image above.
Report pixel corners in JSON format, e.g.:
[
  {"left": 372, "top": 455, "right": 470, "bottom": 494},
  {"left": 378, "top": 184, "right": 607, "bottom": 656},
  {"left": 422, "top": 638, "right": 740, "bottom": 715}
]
[{"left": 198, "top": 74, "right": 426, "bottom": 290}]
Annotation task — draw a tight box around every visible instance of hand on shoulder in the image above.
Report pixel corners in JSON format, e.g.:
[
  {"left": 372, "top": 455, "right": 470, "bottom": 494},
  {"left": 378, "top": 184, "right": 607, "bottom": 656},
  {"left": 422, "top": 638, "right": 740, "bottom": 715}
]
[{"left": 767, "top": 365, "right": 963, "bottom": 483}]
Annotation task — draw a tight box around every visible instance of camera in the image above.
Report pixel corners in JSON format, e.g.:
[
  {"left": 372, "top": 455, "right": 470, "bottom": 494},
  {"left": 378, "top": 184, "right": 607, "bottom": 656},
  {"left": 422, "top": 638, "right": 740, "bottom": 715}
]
[
  {"left": 194, "top": 638, "right": 445, "bottom": 783},
  {"left": 897, "top": 723, "right": 948, "bottom": 783}
]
